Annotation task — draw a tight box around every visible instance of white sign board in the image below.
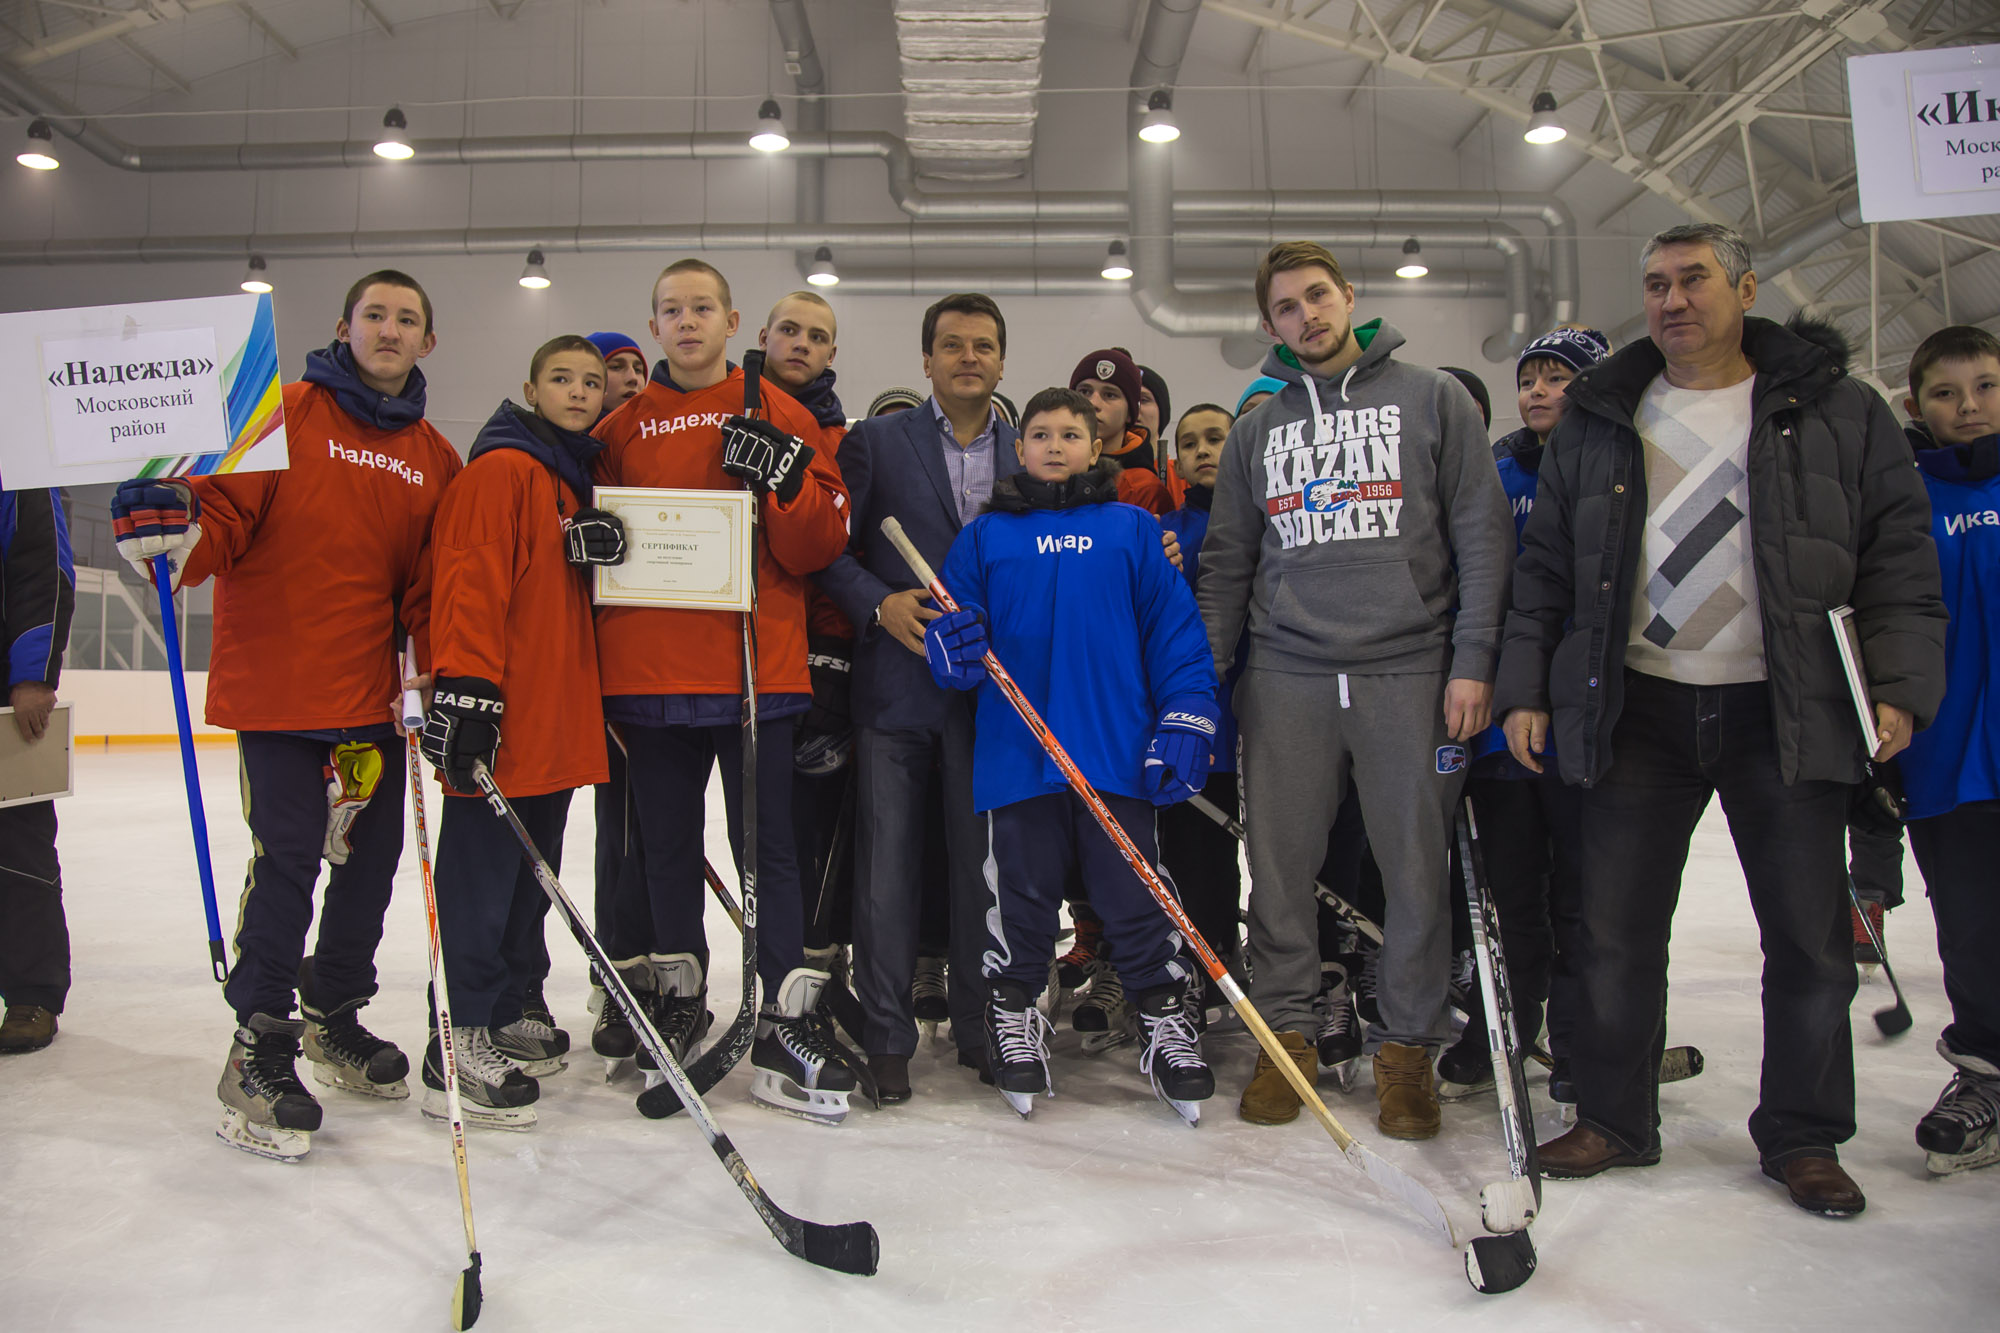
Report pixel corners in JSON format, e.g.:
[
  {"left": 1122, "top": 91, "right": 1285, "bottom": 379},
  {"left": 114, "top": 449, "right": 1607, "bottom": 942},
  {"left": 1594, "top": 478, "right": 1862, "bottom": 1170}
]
[
  {"left": 1849, "top": 44, "right": 2000, "bottom": 224},
  {"left": 0, "top": 292, "right": 288, "bottom": 492}
]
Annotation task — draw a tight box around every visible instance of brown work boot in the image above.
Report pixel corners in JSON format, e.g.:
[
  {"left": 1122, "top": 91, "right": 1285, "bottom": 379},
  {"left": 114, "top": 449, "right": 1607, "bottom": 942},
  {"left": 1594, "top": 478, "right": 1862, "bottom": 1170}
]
[
  {"left": 1238, "top": 1029, "right": 1317, "bottom": 1125},
  {"left": 1373, "top": 1041, "right": 1442, "bottom": 1139},
  {"left": 1538, "top": 1123, "right": 1661, "bottom": 1178},
  {"left": 1762, "top": 1155, "right": 1866, "bottom": 1217},
  {"left": 0, "top": 1004, "right": 58, "bottom": 1054}
]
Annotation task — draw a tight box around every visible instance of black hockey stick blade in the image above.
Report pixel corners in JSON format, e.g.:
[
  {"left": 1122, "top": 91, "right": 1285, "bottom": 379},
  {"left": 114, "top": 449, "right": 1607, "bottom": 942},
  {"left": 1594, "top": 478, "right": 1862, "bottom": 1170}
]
[
  {"left": 1875, "top": 996, "right": 1914, "bottom": 1037},
  {"left": 635, "top": 1025, "right": 755, "bottom": 1118},
  {"left": 1466, "top": 1229, "right": 1537, "bottom": 1295},
  {"left": 799, "top": 1218, "right": 882, "bottom": 1276},
  {"left": 451, "top": 1251, "right": 482, "bottom": 1330},
  {"left": 1846, "top": 877, "right": 1913, "bottom": 1037}
]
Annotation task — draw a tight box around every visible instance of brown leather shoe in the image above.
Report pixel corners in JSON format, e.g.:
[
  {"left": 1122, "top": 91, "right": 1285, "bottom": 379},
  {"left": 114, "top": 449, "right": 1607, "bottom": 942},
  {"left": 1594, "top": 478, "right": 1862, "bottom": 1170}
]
[
  {"left": 1762, "top": 1156, "right": 1866, "bottom": 1217},
  {"left": 1238, "top": 1030, "right": 1317, "bottom": 1125},
  {"left": 1538, "top": 1123, "right": 1662, "bottom": 1178},
  {"left": 1373, "top": 1041, "right": 1442, "bottom": 1139},
  {"left": 868, "top": 1053, "right": 912, "bottom": 1104},
  {"left": 0, "top": 1004, "right": 58, "bottom": 1054}
]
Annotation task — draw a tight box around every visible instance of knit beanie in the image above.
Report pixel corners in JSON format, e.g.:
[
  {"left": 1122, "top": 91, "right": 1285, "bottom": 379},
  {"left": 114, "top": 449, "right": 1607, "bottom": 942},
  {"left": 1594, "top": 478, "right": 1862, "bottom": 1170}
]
[
  {"left": 1070, "top": 348, "right": 1142, "bottom": 417},
  {"left": 1516, "top": 326, "right": 1611, "bottom": 376}
]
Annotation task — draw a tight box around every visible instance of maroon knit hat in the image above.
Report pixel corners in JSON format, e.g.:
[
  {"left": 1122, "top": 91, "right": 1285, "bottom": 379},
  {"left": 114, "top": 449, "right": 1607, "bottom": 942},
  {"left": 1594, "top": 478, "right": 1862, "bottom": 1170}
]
[{"left": 1069, "top": 347, "right": 1142, "bottom": 415}]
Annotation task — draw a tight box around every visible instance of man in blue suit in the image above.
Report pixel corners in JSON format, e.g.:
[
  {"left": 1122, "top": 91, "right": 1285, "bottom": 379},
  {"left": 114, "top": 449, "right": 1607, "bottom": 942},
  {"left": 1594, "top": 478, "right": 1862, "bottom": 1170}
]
[{"left": 818, "top": 294, "right": 1017, "bottom": 1100}]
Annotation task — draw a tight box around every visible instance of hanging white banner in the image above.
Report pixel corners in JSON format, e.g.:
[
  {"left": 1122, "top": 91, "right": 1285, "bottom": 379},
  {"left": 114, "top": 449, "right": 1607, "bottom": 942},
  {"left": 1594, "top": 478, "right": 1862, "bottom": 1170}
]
[{"left": 1849, "top": 43, "right": 2000, "bottom": 224}]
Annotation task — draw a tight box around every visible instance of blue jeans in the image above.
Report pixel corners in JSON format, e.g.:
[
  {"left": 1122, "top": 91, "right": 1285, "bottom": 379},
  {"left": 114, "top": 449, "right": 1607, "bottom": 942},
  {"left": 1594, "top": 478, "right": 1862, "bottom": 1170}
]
[{"left": 1575, "top": 671, "right": 1854, "bottom": 1164}]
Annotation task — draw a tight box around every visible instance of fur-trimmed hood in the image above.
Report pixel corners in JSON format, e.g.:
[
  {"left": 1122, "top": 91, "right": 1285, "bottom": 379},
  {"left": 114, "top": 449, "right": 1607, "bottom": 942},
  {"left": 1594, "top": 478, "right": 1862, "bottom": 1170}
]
[{"left": 1784, "top": 311, "right": 1853, "bottom": 374}]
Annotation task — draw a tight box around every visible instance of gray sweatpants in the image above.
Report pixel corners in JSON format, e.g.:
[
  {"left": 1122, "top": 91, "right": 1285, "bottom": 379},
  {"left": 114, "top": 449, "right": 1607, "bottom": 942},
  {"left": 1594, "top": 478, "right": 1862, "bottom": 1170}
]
[{"left": 1236, "top": 666, "right": 1463, "bottom": 1047}]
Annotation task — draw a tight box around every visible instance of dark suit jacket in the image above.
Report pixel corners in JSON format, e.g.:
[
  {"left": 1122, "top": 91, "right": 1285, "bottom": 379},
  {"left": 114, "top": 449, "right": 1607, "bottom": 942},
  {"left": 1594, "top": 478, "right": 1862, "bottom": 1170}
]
[{"left": 817, "top": 400, "right": 1021, "bottom": 731}]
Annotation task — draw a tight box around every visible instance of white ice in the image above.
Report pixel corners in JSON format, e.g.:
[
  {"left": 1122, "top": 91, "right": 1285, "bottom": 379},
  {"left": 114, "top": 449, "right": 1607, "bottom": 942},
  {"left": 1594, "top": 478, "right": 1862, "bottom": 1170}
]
[{"left": 3, "top": 745, "right": 1996, "bottom": 1331}]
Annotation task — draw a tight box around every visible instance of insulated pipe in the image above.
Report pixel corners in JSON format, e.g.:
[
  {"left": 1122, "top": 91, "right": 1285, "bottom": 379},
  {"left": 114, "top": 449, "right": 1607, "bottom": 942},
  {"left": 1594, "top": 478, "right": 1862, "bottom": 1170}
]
[
  {"left": 769, "top": 0, "right": 827, "bottom": 238},
  {"left": 827, "top": 268, "right": 1509, "bottom": 298}
]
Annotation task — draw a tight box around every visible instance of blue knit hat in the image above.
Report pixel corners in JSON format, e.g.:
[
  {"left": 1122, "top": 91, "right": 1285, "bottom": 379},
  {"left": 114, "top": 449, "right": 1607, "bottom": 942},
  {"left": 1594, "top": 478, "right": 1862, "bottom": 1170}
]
[
  {"left": 1517, "top": 326, "right": 1611, "bottom": 375},
  {"left": 1236, "top": 375, "right": 1287, "bottom": 415},
  {"left": 586, "top": 331, "right": 646, "bottom": 364}
]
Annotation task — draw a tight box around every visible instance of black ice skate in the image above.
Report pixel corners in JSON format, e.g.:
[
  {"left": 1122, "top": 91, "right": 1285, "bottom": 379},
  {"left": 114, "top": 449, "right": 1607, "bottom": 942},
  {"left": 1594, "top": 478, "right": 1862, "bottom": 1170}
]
[
  {"left": 1072, "top": 958, "right": 1133, "bottom": 1053},
  {"left": 1315, "top": 960, "right": 1363, "bottom": 1091},
  {"left": 636, "top": 953, "right": 713, "bottom": 1091},
  {"left": 422, "top": 1027, "right": 539, "bottom": 1130},
  {"left": 749, "top": 968, "right": 860, "bottom": 1126},
  {"left": 590, "top": 958, "right": 650, "bottom": 1079},
  {"left": 984, "top": 979, "right": 1054, "bottom": 1117},
  {"left": 1437, "top": 1024, "right": 1496, "bottom": 1102},
  {"left": 298, "top": 957, "right": 409, "bottom": 1100},
  {"left": 1041, "top": 919, "right": 1100, "bottom": 1021},
  {"left": 1136, "top": 983, "right": 1213, "bottom": 1126},
  {"left": 217, "top": 1014, "right": 323, "bottom": 1163},
  {"left": 491, "top": 1014, "right": 570, "bottom": 1077},
  {"left": 912, "top": 954, "right": 949, "bottom": 1039},
  {"left": 1917, "top": 1043, "right": 2000, "bottom": 1177}
]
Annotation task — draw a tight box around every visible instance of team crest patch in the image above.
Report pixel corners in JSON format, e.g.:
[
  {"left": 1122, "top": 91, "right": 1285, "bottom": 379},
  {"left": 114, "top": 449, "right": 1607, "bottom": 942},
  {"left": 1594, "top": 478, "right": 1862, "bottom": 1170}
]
[
  {"left": 1435, "top": 745, "right": 1467, "bottom": 774},
  {"left": 1095, "top": 359, "right": 1116, "bottom": 382},
  {"left": 1303, "top": 477, "right": 1362, "bottom": 512}
]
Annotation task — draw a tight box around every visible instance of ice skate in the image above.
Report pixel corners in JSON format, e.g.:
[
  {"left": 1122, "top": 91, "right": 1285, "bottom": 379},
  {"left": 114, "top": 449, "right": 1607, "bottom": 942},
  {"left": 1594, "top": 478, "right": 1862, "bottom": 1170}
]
[
  {"left": 1073, "top": 959, "right": 1134, "bottom": 1053},
  {"left": 984, "top": 980, "right": 1054, "bottom": 1117},
  {"left": 637, "top": 953, "right": 713, "bottom": 1090},
  {"left": 1136, "top": 983, "right": 1212, "bottom": 1126},
  {"left": 1041, "top": 918, "right": 1100, "bottom": 1020},
  {"left": 1918, "top": 1044, "right": 2000, "bottom": 1177},
  {"left": 297, "top": 957, "right": 409, "bottom": 1099},
  {"left": 590, "top": 959, "right": 650, "bottom": 1080},
  {"left": 491, "top": 1014, "right": 569, "bottom": 1077},
  {"left": 1436, "top": 1024, "right": 1495, "bottom": 1102},
  {"left": 749, "top": 968, "right": 859, "bottom": 1126},
  {"left": 421, "top": 1027, "right": 539, "bottom": 1130},
  {"left": 912, "top": 954, "right": 949, "bottom": 1040},
  {"left": 1315, "top": 960, "right": 1363, "bottom": 1091},
  {"left": 216, "top": 1014, "right": 322, "bottom": 1163},
  {"left": 1347, "top": 942, "right": 1382, "bottom": 1028},
  {"left": 520, "top": 982, "right": 568, "bottom": 1045}
]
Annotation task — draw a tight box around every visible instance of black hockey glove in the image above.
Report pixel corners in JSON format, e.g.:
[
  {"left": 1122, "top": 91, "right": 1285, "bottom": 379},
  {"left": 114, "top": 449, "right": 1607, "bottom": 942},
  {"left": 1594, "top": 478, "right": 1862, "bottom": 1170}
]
[
  {"left": 794, "top": 635, "right": 854, "bottom": 775},
  {"left": 422, "top": 676, "right": 504, "bottom": 794},
  {"left": 720, "top": 415, "right": 815, "bottom": 504},
  {"left": 564, "top": 506, "right": 627, "bottom": 566}
]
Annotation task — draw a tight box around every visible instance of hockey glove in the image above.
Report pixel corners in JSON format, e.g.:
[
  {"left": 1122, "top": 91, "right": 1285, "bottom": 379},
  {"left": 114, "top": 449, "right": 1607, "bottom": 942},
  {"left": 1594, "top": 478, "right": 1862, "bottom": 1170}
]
[
  {"left": 421, "top": 676, "right": 504, "bottom": 794},
  {"left": 1144, "top": 697, "right": 1220, "bottom": 806},
  {"left": 924, "top": 605, "right": 989, "bottom": 692},
  {"left": 110, "top": 477, "right": 201, "bottom": 592},
  {"left": 563, "top": 506, "right": 627, "bottom": 566},
  {"left": 720, "top": 415, "right": 815, "bottom": 504},
  {"left": 795, "top": 634, "right": 855, "bottom": 775}
]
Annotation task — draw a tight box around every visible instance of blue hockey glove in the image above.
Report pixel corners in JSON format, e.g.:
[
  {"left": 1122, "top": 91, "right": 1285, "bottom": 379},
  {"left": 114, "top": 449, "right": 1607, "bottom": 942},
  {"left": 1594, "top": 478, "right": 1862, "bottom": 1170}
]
[
  {"left": 924, "top": 604, "right": 990, "bottom": 691},
  {"left": 1144, "top": 697, "right": 1219, "bottom": 805},
  {"left": 110, "top": 477, "right": 201, "bottom": 592},
  {"left": 422, "top": 676, "right": 503, "bottom": 794}
]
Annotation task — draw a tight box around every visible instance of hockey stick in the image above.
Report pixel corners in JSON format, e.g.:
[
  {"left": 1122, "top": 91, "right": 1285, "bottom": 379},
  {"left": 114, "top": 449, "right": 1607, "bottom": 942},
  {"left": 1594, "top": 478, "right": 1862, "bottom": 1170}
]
[
  {"left": 881, "top": 517, "right": 1456, "bottom": 1247},
  {"left": 470, "top": 760, "right": 879, "bottom": 1275},
  {"left": 1455, "top": 798, "right": 1540, "bottom": 1295},
  {"left": 637, "top": 350, "right": 772, "bottom": 1119},
  {"left": 1188, "top": 793, "right": 1384, "bottom": 945},
  {"left": 1846, "top": 877, "right": 1912, "bottom": 1037},
  {"left": 153, "top": 559, "right": 228, "bottom": 982},
  {"left": 402, "top": 651, "right": 484, "bottom": 1329}
]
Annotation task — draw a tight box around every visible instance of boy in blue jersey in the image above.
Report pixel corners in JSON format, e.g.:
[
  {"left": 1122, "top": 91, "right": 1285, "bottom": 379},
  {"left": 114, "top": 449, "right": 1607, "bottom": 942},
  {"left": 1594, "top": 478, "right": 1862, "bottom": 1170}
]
[
  {"left": 1897, "top": 326, "right": 2000, "bottom": 1176},
  {"left": 924, "top": 388, "right": 1220, "bottom": 1122}
]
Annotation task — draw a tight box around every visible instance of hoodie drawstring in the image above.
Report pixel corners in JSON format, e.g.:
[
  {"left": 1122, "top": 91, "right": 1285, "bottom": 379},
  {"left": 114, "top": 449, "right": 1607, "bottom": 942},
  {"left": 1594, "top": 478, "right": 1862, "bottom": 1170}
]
[
  {"left": 1339, "top": 364, "right": 1358, "bottom": 403},
  {"left": 1302, "top": 365, "right": 1364, "bottom": 446}
]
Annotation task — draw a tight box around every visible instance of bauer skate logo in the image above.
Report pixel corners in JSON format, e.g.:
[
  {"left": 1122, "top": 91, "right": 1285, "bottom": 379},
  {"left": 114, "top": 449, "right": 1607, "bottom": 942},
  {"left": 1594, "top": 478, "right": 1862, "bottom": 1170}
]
[
  {"left": 1035, "top": 533, "right": 1094, "bottom": 554},
  {"left": 1303, "top": 477, "right": 1362, "bottom": 512},
  {"left": 1162, "top": 711, "right": 1217, "bottom": 735},
  {"left": 1435, "top": 744, "right": 1466, "bottom": 774}
]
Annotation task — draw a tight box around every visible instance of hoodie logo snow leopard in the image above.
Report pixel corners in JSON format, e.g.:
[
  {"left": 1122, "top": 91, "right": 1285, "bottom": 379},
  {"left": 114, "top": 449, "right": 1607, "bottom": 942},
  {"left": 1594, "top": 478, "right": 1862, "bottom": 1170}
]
[
  {"left": 1435, "top": 745, "right": 1466, "bottom": 774},
  {"left": 1261, "top": 403, "right": 1405, "bottom": 549}
]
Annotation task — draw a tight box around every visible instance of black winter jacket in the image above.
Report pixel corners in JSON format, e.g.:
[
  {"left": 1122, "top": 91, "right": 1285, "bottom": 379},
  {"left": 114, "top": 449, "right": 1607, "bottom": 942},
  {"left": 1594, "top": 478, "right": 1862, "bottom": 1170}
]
[{"left": 1492, "top": 315, "right": 1946, "bottom": 787}]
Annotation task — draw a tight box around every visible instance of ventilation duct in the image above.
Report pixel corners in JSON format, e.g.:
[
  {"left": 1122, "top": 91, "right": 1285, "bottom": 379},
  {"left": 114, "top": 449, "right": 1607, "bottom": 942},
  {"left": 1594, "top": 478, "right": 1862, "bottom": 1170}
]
[{"left": 894, "top": 0, "right": 1048, "bottom": 182}]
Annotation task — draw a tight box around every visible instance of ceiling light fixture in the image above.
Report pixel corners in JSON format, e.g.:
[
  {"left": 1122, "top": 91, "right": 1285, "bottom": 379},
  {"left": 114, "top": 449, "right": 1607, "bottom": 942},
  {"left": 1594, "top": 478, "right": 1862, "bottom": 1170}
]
[
  {"left": 1524, "top": 91, "right": 1566, "bottom": 145},
  {"left": 1101, "top": 240, "right": 1133, "bottom": 281},
  {"left": 240, "top": 255, "right": 273, "bottom": 294},
  {"left": 1138, "top": 90, "right": 1180, "bottom": 144},
  {"left": 17, "top": 118, "right": 59, "bottom": 170},
  {"left": 1395, "top": 238, "right": 1428, "bottom": 280},
  {"left": 750, "top": 98, "right": 790, "bottom": 153},
  {"left": 805, "top": 245, "right": 839, "bottom": 287},
  {"left": 373, "top": 106, "right": 413, "bottom": 160},
  {"left": 518, "top": 248, "right": 551, "bottom": 289}
]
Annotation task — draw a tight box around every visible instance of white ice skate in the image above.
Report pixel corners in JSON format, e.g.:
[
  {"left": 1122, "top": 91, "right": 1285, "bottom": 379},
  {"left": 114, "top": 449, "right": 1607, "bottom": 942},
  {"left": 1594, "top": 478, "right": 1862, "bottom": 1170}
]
[
  {"left": 216, "top": 1014, "right": 322, "bottom": 1163},
  {"left": 491, "top": 1015, "right": 569, "bottom": 1077},
  {"left": 750, "top": 968, "right": 858, "bottom": 1126},
  {"left": 421, "top": 1027, "right": 539, "bottom": 1130}
]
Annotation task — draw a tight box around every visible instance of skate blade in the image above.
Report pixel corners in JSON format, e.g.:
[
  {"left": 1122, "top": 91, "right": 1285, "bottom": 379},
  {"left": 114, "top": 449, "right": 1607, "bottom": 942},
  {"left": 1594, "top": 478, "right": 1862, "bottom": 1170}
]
[
  {"left": 1334, "top": 1059, "right": 1360, "bottom": 1093},
  {"left": 1000, "top": 1088, "right": 1040, "bottom": 1118},
  {"left": 598, "top": 1055, "right": 628, "bottom": 1083},
  {"left": 1438, "top": 1075, "right": 1496, "bottom": 1103},
  {"left": 1080, "top": 1029, "right": 1135, "bottom": 1055},
  {"left": 502, "top": 1055, "right": 567, "bottom": 1078},
  {"left": 309, "top": 1061, "right": 411, "bottom": 1101},
  {"left": 750, "top": 1071, "right": 850, "bottom": 1126},
  {"left": 421, "top": 1088, "right": 537, "bottom": 1131},
  {"left": 217, "top": 1109, "right": 310, "bottom": 1162},
  {"left": 1161, "top": 1096, "right": 1203, "bottom": 1127},
  {"left": 1479, "top": 1177, "right": 1539, "bottom": 1233},
  {"left": 1926, "top": 1140, "right": 2000, "bottom": 1176}
]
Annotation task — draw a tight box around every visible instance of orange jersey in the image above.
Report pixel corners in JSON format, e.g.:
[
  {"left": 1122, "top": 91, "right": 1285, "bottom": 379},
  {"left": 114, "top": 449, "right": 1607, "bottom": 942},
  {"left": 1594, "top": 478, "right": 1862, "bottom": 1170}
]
[
  {"left": 591, "top": 368, "right": 849, "bottom": 697},
  {"left": 1106, "top": 427, "right": 1174, "bottom": 515},
  {"left": 804, "top": 420, "right": 854, "bottom": 640},
  {"left": 180, "top": 380, "right": 461, "bottom": 732},
  {"left": 429, "top": 414, "right": 608, "bottom": 798}
]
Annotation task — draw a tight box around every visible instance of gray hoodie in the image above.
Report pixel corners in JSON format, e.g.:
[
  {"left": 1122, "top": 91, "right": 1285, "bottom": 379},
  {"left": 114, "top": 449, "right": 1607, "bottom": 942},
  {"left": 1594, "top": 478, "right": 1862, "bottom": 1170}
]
[{"left": 1198, "top": 320, "right": 1513, "bottom": 680}]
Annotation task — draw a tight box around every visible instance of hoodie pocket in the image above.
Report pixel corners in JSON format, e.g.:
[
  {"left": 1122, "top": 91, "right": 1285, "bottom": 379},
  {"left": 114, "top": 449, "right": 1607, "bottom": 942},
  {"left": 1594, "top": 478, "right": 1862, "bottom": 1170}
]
[{"left": 1267, "top": 558, "right": 1434, "bottom": 657}]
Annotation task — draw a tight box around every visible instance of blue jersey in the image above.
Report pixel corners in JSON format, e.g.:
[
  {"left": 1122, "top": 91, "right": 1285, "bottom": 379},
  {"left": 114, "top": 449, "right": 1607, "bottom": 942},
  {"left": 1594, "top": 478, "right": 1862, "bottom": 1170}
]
[
  {"left": 940, "top": 473, "right": 1217, "bottom": 813},
  {"left": 1162, "top": 493, "right": 1240, "bottom": 773},
  {"left": 1899, "top": 428, "right": 2000, "bottom": 820}
]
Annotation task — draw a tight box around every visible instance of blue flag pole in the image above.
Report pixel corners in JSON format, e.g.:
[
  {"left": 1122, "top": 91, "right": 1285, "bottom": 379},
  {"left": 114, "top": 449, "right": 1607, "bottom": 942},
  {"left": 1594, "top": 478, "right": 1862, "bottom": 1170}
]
[{"left": 154, "top": 555, "right": 228, "bottom": 982}]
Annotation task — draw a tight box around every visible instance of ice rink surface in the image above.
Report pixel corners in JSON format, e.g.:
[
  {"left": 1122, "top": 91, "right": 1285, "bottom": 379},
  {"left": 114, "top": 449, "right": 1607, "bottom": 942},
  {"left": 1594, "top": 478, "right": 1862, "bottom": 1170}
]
[{"left": 3, "top": 745, "right": 1997, "bottom": 1332}]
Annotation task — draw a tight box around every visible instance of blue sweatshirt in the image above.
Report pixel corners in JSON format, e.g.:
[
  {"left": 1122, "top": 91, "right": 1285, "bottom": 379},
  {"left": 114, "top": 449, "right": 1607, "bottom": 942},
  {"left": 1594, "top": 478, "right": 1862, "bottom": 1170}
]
[
  {"left": 939, "top": 463, "right": 1218, "bottom": 813},
  {"left": 1899, "top": 425, "right": 2000, "bottom": 821},
  {"left": 1162, "top": 484, "right": 1240, "bottom": 774}
]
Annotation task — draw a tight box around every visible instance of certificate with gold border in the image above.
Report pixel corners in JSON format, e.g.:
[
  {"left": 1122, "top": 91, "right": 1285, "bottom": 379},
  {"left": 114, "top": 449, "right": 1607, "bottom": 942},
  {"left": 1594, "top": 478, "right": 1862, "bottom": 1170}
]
[{"left": 592, "top": 486, "right": 753, "bottom": 612}]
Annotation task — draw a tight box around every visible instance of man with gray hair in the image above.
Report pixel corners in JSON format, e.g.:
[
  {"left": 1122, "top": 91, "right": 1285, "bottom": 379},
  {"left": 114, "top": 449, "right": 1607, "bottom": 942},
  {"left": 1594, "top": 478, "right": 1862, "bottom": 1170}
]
[{"left": 1494, "top": 221, "right": 1946, "bottom": 1215}]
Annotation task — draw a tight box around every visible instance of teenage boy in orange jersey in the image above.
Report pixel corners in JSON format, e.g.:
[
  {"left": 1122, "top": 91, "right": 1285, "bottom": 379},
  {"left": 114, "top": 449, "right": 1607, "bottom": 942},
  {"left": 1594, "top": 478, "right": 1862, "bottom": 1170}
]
[
  {"left": 590, "top": 259, "right": 859, "bottom": 1123},
  {"left": 110, "top": 271, "right": 462, "bottom": 1161}
]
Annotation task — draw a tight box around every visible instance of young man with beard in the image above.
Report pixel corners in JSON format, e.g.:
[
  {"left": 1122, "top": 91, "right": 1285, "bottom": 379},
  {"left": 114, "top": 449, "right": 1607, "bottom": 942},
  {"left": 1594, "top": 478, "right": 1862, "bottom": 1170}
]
[{"left": 1198, "top": 241, "right": 1513, "bottom": 1140}]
